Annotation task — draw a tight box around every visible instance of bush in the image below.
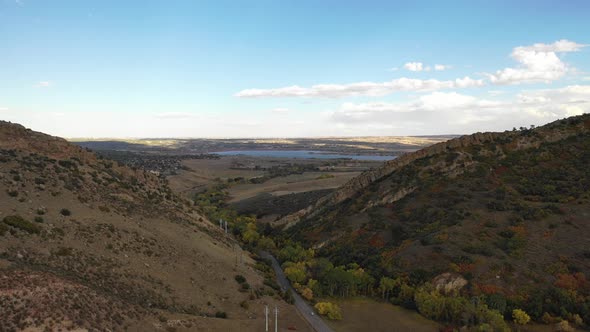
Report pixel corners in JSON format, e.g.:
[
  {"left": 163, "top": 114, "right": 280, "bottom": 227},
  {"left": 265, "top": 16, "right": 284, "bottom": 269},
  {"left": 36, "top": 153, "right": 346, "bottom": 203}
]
[
  {"left": 34, "top": 216, "right": 44, "bottom": 223},
  {"left": 2, "top": 215, "right": 40, "bottom": 234},
  {"left": 235, "top": 275, "right": 246, "bottom": 284},
  {"left": 60, "top": 208, "right": 71, "bottom": 216},
  {"left": 214, "top": 311, "right": 227, "bottom": 319},
  {"left": 0, "top": 223, "right": 7, "bottom": 236}
]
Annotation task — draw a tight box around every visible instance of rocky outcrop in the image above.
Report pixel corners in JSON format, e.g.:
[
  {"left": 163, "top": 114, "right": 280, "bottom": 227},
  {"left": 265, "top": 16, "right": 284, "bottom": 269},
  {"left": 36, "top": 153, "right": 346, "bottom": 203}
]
[{"left": 432, "top": 272, "right": 468, "bottom": 294}]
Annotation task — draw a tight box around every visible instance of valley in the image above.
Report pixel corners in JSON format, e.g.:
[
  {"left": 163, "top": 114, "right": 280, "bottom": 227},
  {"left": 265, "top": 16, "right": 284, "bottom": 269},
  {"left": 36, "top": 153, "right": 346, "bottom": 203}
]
[
  {"left": 2, "top": 115, "right": 590, "bottom": 331},
  {"left": 3, "top": 3, "right": 589, "bottom": 331}
]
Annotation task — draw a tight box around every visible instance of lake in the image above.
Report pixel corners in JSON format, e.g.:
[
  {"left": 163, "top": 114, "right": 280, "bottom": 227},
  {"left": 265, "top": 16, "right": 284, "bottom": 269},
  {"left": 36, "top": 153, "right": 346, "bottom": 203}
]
[{"left": 212, "top": 150, "right": 396, "bottom": 161}]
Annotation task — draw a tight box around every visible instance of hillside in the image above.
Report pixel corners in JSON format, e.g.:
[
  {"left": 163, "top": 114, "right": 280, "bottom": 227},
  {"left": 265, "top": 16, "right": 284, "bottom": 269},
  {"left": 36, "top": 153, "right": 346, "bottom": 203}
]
[
  {"left": 0, "top": 121, "right": 308, "bottom": 331},
  {"left": 281, "top": 114, "right": 590, "bottom": 326}
]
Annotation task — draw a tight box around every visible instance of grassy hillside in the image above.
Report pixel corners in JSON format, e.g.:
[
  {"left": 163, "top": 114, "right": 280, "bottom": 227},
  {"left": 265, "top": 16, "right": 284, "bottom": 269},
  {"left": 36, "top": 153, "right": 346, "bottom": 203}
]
[
  {"left": 282, "top": 115, "right": 590, "bottom": 329},
  {"left": 0, "top": 121, "right": 308, "bottom": 332}
]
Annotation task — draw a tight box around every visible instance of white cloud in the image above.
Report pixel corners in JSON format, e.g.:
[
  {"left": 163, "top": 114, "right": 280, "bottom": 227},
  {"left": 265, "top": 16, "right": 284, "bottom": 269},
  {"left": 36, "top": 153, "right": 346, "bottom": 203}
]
[
  {"left": 34, "top": 81, "right": 51, "bottom": 88},
  {"left": 487, "top": 39, "right": 587, "bottom": 85},
  {"left": 487, "top": 90, "right": 505, "bottom": 96},
  {"left": 271, "top": 107, "right": 290, "bottom": 114},
  {"left": 154, "top": 112, "right": 195, "bottom": 119},
  {"left": 235, "top": 77, "right": 484, "bottom": 98},
  {"left": 387, "top": 67, "right": 399, "bottom": 72},
  {"left": 0, "top": 107, "right": 8, "bottom": 111},
  {"left": 434, "top": 64, "right": 451, "bottom": 71},
  {"left": 331, "top": 85, "right": 590, "bottom": 134},
  {"left": 404, "top": 62, "right": 450, "bottom": 72},
  {"left": 404, "top": 62, "right": 429, "bottom": 72},
  {"left": 338, "top": 92, "right": 501, "bottom": 115}
]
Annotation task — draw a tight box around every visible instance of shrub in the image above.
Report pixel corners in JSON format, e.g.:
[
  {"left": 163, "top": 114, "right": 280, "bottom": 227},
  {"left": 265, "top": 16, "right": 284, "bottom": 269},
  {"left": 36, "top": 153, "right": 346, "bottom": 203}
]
[
  {"left": 60, "top": 208, "right": 71, "bottom": 216},
  {"left": 2, "top": 215, "right": 40, "bottom": 234},
  {"left": 214, "top": 311, "right": 227, "bottom": 319},
  {"left": 98, "top": 205, "right": 111, "bottom": 213},
  {"left": 555, "top": 320, "right": 574, "bottom": 332},
  {"left": 0, "top": 223, "right": 7, "bottom": 236},
  {"left": 240, "top": 301, "right": 249, "bottom": 309},
  {"left": 235, "top": 275, "right": 246, "bottom": 284},
  {"left": 34, "top": 216, "right": 44, "bottom": 223},
  {"left": 241, "top": 282, "right": 251, "bottom": 290},
  {"left": 7, "top": 190, "right": 18, "bottom": 197},
  {"left": 513, "top": 309, "right": 531, "bottom": 325}
]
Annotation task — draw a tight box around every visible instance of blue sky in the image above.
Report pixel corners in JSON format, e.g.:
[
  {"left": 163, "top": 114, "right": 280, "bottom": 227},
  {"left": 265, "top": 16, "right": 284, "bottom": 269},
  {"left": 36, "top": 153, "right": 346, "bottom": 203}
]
[{"left": 1, "top": 0, "right": 589, "bottom": 138}]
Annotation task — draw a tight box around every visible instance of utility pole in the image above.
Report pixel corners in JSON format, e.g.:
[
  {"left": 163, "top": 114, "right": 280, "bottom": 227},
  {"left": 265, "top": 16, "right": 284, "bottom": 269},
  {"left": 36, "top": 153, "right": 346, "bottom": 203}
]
[
  {"left": 274, "top": 306, "right": 279, "bottom": 332},
  {"left": 264, "top": 305, "right": 269, "bottom": 332},
  {"left": 224, "top": 220, "right": 228, "bottom": 233}
]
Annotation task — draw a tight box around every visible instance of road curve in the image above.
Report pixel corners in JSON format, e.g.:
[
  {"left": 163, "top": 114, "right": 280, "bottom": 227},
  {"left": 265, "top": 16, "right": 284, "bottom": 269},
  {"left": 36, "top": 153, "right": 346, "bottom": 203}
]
[{"left": 260, "top": 251, "right": 335, "bottom": 332}]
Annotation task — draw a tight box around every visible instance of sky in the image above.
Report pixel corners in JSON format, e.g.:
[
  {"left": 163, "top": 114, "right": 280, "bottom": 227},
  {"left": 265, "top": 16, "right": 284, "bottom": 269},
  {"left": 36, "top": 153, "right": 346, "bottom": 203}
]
[{"left": 1, "top": 0, "right": 589, "bottom": 138}]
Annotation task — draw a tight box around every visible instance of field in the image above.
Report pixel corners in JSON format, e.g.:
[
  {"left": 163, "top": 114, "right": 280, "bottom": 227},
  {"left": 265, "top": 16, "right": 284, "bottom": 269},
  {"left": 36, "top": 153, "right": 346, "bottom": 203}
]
[
  {"left": 228, "top": 171, "right": 360, "bottom": 202},
  {"left": 323, "top": 298, "right": 440, "bottom": 332},
  {"left": 167, "top": 156, "right": 375, "bottom": 203}
]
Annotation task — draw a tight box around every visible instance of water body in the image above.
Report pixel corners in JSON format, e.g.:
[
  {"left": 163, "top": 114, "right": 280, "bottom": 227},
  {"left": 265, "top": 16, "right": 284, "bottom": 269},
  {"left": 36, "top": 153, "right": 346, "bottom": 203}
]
[{"left": 213, "top": 150, "right": 396, "bottom": 161}]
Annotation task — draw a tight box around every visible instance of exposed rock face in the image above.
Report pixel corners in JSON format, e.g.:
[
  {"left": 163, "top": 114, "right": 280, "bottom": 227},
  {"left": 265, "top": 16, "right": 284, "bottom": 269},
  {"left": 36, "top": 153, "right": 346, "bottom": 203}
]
[
  {"left": 432, "top": 272, "right": 468, "bottom": 295},
  {"left": 279, "top": 116, "right": 590, "bottom": 229}
]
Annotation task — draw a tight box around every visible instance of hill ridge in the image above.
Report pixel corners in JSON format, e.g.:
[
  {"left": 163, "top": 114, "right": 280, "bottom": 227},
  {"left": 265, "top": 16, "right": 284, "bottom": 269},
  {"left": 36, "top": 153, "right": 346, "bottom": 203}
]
[{"left": 279, "top": 114, "right": 590, "bottom": 230}]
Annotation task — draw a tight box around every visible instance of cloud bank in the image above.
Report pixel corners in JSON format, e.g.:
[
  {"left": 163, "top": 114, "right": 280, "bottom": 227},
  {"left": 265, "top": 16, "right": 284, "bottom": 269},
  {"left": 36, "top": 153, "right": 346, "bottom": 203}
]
[
  {"left": 235, "top": 77, "right": 484, "bottom": 98},
  {"left": 235, "top": 40, "right": 585, "bottom": 99},
  {"left": 331, "top": 85, "right": 590, "bottom": 134}
]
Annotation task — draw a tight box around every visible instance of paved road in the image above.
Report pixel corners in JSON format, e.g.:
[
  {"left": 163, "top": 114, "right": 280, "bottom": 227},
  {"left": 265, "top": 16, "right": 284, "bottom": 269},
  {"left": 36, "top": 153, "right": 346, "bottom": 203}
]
[{"left": 260, "top": 251, "right": 335, "bottom": 332}]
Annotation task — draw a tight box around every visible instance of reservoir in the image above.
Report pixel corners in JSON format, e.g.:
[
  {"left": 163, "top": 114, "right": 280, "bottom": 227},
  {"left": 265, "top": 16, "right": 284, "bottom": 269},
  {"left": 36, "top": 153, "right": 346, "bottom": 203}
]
[{"left": 213, "top": 150, "right": 396, "bottom": 161}]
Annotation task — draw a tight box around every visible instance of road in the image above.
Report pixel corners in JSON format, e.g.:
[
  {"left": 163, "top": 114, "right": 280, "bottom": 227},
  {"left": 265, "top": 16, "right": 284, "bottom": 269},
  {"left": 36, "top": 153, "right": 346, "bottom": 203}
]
[{"left": 260, "top": 251, "right": 335, "bottom": 332}]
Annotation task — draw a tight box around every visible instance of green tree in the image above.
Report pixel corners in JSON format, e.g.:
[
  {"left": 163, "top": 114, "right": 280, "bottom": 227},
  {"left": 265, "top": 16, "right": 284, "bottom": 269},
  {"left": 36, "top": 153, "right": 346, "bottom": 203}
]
[
  {"left": 283, "top": 262, "right": 307, "bottom": 284},
  {"left": 379, "top": 277, "right": 401, "bottom": 300}
]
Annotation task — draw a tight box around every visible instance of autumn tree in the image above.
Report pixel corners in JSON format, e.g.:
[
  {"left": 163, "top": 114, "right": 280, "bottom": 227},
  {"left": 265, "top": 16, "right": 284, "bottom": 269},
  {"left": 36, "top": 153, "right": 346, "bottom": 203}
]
[
  {"left": 314, "top": 302, "right": 342, "bottom": 320},
  {"left": 512, "top": 309, "right": 531, "bottom": 325}
]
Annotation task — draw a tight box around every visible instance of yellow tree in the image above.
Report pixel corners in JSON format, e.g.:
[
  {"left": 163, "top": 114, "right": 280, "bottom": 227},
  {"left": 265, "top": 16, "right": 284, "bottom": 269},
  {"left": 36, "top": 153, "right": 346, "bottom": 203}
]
[
  {"left": 512, "top": 309, "right": 531, "bottom": 325},
  {"left": 314, "top": 302, "right": 342, "bottom": 320}
]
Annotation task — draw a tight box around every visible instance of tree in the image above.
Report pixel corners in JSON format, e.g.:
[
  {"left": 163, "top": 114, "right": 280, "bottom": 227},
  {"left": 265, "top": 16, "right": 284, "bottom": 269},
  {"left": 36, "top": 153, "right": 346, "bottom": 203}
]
[
  {"left": 414, "top": 287, "right": 445, "bottom": 321},
  {"left": 284, "top": 262, "right": 307, "bottom": 284},
  {"left": 512, "top": 309, "right": 531, "bottom": 325},
  {"left": 314, "top": 302, "right": 342, "bottom": 320},
  {"left": 301, "top": 287, "right": 313, "bottom": 300},
  {"left": 257, "top": 236, "right": 276, "bottom": 250},
  {"left": 242, "top": 222, "right": 260, "bottom": 244},
  {"left": 379, "top": 277, "right": 400, "bottom": 300}
]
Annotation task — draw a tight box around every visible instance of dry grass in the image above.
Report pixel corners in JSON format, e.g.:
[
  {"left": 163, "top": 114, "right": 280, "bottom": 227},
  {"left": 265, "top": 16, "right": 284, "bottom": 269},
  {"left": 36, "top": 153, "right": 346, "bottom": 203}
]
[{"left": 323, "top": 298, "right": 440, "bottom": 332}]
